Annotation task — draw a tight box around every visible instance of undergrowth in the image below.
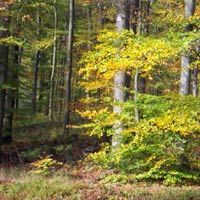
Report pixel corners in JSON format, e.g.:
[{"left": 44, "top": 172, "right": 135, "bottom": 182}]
[{"left": 0, "top": 166, "right": 200, "bottom": 200}]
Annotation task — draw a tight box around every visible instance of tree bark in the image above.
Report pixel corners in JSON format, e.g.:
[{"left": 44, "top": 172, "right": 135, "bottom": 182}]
[
  {"left": 49, "top": 0, "right": 58, "bottom": 120},
  {"left": 179, "top": 0, "right": 196, "bottom": 95},
  {"left": 192, "top": 68, "right": 198, "bottom": 97},
  {"left": 59, "top": 68, "right": 64, "bottom": 117},
  {"left": 112, "top": 0, "right": 130, "bottom": 147},
  {"left": 32, "top": 11, "right": 41, "bottom": 113},
  {"left": 4, "top": 45, "right": 20, "bottom": 139},
  {"left": 137, "top": 0, "right": 142, "bottom": 35},
  {"left": 87, "top": 4, "right": 92, "bottom": 50},
  {"left": 144, "top": 0, "right": 150, "bottom": 35},
  {"left": 0, "top": 18, "right": 9, "bottom": 162},
  {"left": 15, "top": 46, "right": 21, "bottom": 110},
  {"left": 130, "top": 0, "right": 139, "bottom": 34},
  {"left": 32, "top": 50, "right": 40, "bottom": 113},
  {"left": 64, "top": 0, "right": 74, "bottom": 133}
]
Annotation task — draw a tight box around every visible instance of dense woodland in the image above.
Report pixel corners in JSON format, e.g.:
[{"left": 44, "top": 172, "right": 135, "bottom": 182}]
[{"left": 0, "top": 0, "right": 200, "bottom": 199}]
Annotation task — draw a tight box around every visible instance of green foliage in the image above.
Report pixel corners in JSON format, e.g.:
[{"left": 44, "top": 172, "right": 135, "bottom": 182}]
[{"left": 86, "top": 95, "right": 200, "bottom": 185}]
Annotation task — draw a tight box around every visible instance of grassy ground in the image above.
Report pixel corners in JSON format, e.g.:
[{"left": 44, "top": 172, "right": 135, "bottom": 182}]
[{"left": 0, "top": 166, "right": 200, "bottom": 200}]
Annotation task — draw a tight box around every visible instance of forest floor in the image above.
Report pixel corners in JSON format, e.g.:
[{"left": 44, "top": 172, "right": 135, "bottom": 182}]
[{"left": 0, "top": 115, "right": 200, "bottom": 200}]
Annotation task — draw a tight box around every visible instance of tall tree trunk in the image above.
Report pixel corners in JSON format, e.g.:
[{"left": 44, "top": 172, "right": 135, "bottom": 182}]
[
  {"left": 138, "top": 0, "right": 151, "bottom": 94},
  {"left": 112, "top": 0, "right": 130, "bottom": 147},
  {"left": 4, "top": 45, "right": 19, "bottom": 139},
  {"left": 130, "top": 0, "right": 149, "bottom": 122},
  {"left": 133, "top": 0, "right": 142, "bottom": 122},
  {"left": 32, "top": 11, "right": 41, "bottom": 113},
  {"left": 86, "top": 3, "right": 92, "bottom": 99},
  {"left": 0, "top": 18, "right": 9, "bottom": 162},
  {"left": 179, "top": 0, "right": 196, "bottom": 95},
  {"left": 64, "top": 0, "right": 74, "bottom": 133},
  {"left": 49, "top": 0, "right": 58, "bottom": 120}
]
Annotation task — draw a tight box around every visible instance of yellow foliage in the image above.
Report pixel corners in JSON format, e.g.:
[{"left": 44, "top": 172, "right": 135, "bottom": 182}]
[
  {"left": 79, "top": 30, "right": 179, "bottom": 97},
  {"left": 30, "top": 155, "right": 63, "bottom": 175}
]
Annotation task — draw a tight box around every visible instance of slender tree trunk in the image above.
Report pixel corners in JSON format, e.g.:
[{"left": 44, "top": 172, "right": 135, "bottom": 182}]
[
  {"left": 59, "top": 11, "right": 67, "bottom": 118},
  {"left": 144, "top": 0, "right": 150, "bottom": 35},
  {"left": 32, "top": 50, "right": 40, "bottom": 113},
  {"left": 138, "top": 0, "right": 142, "bottom": 35},
  {"left": 64, "top": 0, "right": 74, "bottom": 133},
  {"left": 38, "top": 71, "right": 45, "bottom": 112},
  {"left": 49, "top": 0, "right": 58, "bottom": 120},
  {"left": 179, "top": 0, "right": 196, "bottom": 95},
  {"left": 87, "top": 4, "right": 92, "bottom": 50},
  {"left": 0, "top": 18, "right": 9, "bottom": 162},
  {"left": 32, "top": 11, "right": 41, "bottom": 113},
  {"left": 133, "top": 0, "right": 142, "bottom": 122},
  {"left": 4, "top": 91, "right": 15, "bottom": 138},
  {"left": 192, "top": 68, "right": 198, "bottom": 96},
  {"left": 4, "top": 45, "right": 20, "bottom": 139},
  {"left": 86, "top": 3, "right": 92, "bottom": 99},
  {"left": 98, "top": 1, "right": 104, "bottom": 29},
  {"left": 15, "top": 46, "right": 21, "bottom": 110},
  {"left": 59, "top": 68, "right": 64, "bottom": 117},
  {"left": 139, "top": 0, "right": 151, "bottom": 93},
  {"left": 192, "top": 40, "right": 199, "bottom": 96},
  {"left": 130, "top": 0, "right": 139, "bottom": 34},
  {"left": 112, "top": 0, "right": 130, "bottom": 147},
  {"left": 130, "top": 0, "right": 148, "bottom": 122}
]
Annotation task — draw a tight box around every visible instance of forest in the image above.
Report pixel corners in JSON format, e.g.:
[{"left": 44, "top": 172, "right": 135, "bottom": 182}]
[{"left": 0, "top": 0, "right": 200, "bottom": 199}]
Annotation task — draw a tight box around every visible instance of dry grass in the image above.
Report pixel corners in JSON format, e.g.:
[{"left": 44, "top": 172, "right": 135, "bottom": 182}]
[{"left": 0, "top": 166, "right": 199, "bottom": 200}]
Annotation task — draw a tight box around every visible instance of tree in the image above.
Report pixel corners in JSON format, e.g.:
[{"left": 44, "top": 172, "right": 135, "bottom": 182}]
[
  {"left": 4, "top": 45, "right": 19, "bottom": 140},
  {"left": 32, "top": 11, "right": 41, "bottom": 113},
  {"left": 64, "top": 0, "right": 74, "bottom": 133},
  {"left": 179, "top": 0, "right": 196, "bottom": 95},
  {"left": 0, "top": 16, "right": 9, "bottom": 162},
  {"left": 49, "top": 0, "right": 58, "bottom": 120},
  {"left": 112, "top": 0, "right": 130, "bottom": 147}
]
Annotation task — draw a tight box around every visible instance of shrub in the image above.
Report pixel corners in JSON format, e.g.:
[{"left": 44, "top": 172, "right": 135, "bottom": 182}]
[
  {"left": 86, "top": 95, "right": 200, "bottom": 185},
  {"left": 30, "top": 155, "right": 63, "bottom": 176}
]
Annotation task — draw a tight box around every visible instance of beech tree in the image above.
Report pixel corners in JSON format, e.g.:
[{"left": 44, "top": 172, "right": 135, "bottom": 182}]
[
  {"left": 112, "top": 0, "right": 130, "bottom": 147},
  {"left": 179, "top": 0, "right": 196, "bottom": 95},
  {"left": 64, "top": 0, "right": 74, "bottom": 133},
  {"left": 49, "top": 0, "right": 58, "bottom": 120}
]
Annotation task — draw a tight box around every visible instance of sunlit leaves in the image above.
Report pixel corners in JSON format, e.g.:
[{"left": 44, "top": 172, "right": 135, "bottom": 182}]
[
  {"left": 79, "top": 30, "right": 180, "bottom": 94},
  {"left": 86, "top": 94, "right": 200, "bottom": 184}
]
